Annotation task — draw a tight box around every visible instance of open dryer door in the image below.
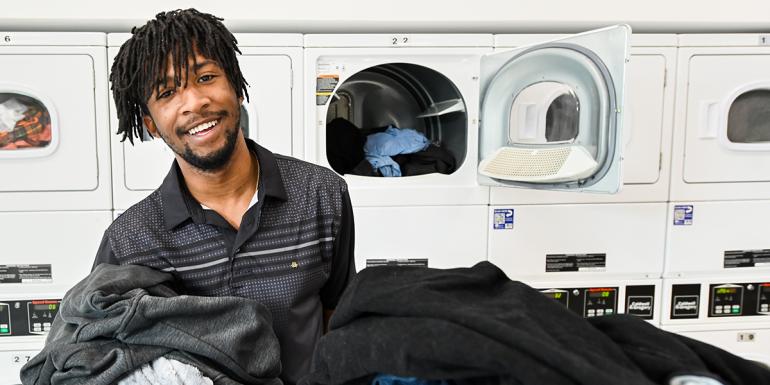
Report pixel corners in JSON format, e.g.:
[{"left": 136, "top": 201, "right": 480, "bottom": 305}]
[{"left": 479, "top": 25, "right": 630, "bottom": 193}]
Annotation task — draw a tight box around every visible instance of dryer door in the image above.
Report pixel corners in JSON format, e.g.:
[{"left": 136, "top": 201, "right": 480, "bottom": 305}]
[
  {"left": 0, "top": 54, "right": 98, "bottom": 192},
  {"left": 479, "top": 25, "right": 629, "bottom": 193}
]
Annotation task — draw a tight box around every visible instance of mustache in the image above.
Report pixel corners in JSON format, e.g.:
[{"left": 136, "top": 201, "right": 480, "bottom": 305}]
[{"left": 175, "top": 110, "right": 230, "bottom": 136}]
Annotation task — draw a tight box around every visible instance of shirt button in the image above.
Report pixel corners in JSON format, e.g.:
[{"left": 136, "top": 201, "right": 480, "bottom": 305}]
[{"left": 291, "top": 261, "right": 299, "bottom": 269}]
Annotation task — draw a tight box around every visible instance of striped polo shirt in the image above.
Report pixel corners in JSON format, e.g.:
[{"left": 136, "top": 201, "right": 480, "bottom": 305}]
[{"left": 93, "top": 139, "right": 355, "bottom": 384}]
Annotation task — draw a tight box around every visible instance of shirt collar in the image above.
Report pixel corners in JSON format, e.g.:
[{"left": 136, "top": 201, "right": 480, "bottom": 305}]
[{"left": 159, "top": 138, "right": 289, "bottom": 230}]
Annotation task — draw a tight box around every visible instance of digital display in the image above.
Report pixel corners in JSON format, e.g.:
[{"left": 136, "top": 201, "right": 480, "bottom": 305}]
[
  {"left": 33, "top": 304, "right": 57, "bottom": 311},
  {"left": 544, "top": 292, "right": 563, "bottom": 299},
  {"left": 589, "top": 290, "right": 612, "bottom": 298},
  {"left": 716, "top": 287, "right": 738, "bottom": 295}
]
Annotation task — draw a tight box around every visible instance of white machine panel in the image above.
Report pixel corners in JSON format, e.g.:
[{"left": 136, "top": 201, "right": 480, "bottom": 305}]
[
  {"left": 109, "top": 33, "right": 302, "bottom": 210},
  {"left": 0, "top": 33, "right": 111, "bottom": 211},
  {"left": 490, "top": 34, "right": 675, "bottom": 203},
  {"left": 665, "top": 201, "right": 770, "bottom": 276},
  {"left": 353, "top": 205, "right": 487, "bottom": 270},
  {"left": 488, "top": 203, "right": 667, "bottom": 281},
  {"left": 668, "top": 326, "right": 770, "bottom": 370},
  {"left": 0, "top": 211, "right": 111, "bottom": 384},
  {"left": 671, "top": 34, "right": 770, "bottom": 201}
]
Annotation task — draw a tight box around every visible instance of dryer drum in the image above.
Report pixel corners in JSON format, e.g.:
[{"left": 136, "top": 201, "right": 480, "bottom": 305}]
[{"left": 326, "top": 63, "right": 467, "bottom": 177}]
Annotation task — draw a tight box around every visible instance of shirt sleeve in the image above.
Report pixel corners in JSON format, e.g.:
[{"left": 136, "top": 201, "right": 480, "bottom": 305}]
[
  {"left": 320, "top": 188, "right": 356, "bottom": 310},
  {"left": 91, "top": 231, "right": 119, "bottom": 271}
]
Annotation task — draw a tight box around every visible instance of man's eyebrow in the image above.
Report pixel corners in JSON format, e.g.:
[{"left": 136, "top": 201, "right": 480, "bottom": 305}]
[{"left": 193, "top": 60, "right": 218, "bottom": 72}]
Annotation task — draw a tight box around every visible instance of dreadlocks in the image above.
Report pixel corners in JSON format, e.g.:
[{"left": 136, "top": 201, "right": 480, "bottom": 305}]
[{"left": 110, "top": 9, "right": 249, "bottom": 144}]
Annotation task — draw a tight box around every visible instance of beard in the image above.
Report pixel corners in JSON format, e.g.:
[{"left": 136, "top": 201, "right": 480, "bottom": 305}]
[{"left": 161, "top": 109, "right": 241, "bottom": 172}]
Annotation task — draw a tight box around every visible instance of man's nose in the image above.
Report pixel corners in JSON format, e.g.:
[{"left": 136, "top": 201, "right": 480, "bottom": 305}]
[{"left": 180, "top": 84, "right": 210, "bottom": 115}]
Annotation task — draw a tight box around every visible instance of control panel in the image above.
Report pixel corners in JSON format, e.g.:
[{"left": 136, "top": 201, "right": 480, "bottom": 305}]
[
  {"left": 708, "top": 282, "right": 770, "bottom": 318},
  {"left": 538, "top": 286, "right": 618, "bottom": 318},
  {"left": 0, "top": 299, "right": 60, "bottom": 337}
]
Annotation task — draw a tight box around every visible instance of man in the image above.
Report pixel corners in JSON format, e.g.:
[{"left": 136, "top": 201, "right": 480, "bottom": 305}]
[{"left": 93, "top": 9, "right": 355, "bottom": 384}]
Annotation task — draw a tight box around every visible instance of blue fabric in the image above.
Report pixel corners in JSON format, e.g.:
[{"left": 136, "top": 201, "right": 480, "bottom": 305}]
[
  {"left": 364, "top": 126, "right": 430, "bottom": 177},
  {"left": 366, "top": 155, "right": 402, "bottom": 177},
  {"left": 372, "top": 374, "right": 449, "bottom": 385}
]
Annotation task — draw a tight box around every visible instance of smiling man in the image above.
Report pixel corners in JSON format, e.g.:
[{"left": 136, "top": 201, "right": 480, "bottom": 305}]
[{"left": 93, "top": 9, "right": 355, "bottom": 384}]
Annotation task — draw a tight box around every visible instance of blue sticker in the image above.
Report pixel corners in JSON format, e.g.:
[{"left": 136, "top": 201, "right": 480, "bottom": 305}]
[
  {"left": 493, "top": 209, "right": 514, "bottom": 229},
  {"left": 673, "top": 205, "right": 694, "bottom": 226}
]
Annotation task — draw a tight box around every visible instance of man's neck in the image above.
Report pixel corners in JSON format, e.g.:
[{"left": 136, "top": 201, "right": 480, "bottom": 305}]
[{"left": 177, "top": 138, "right": 258, "bottom": 212}]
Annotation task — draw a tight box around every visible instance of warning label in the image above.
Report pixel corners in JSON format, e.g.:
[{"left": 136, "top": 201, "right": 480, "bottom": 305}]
[
  {"left": 366, "top": 258, "right": 429, "bottom": 268},
  {"left": 546, "top": 254, "right": 606, "bottom": 272},
  {"left": 0, "top": 264, "right": 52, "bottom": 284},
  {"left": 316, "top": 75, "right": 339, "bottom": 106},
  {"left": 724, "top": 249, "right": 770, "bottom": 268}
]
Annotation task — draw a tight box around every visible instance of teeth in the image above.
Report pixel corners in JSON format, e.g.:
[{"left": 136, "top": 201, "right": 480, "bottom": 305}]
[{"left": 188, "top": 120, "right": 217, "bottom": 135}]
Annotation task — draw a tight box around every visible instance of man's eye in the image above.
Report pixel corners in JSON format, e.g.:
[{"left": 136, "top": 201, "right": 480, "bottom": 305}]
[
  {"left": 199, "top": 74, "right": 215, "bottom": 82},
  {"left": 157, "top": 90, "right": 174, "bottom": 99}
]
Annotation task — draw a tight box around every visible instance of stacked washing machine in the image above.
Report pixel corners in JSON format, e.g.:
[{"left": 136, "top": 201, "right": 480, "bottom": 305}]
[
  {"left": 0, "top": 33, "right": 113, "bottom": 384},
  {"left": 109, "top": 33, "right": 304, "bottom": 215},
  {"left": 487, "top": 34, "right": 677, "bottom": 323},
  {"left": 305, "top": 26, "right": 631, "bottom": 271},
  {"left": 662, "top": 34, "right": 770, "bottom": 368}
]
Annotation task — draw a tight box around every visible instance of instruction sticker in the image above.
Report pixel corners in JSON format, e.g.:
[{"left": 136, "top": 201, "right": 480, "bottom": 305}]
[
  {"left": 673, "top": 205, "right": 694, "bottom": 225},
  {"left": 546, "top": 253, "right": 606, "bottom": 272},
  {"left": 724, "top": 249, "right": 770, "bottom": 268},
  {"left": 493, "top": 209, "right": 514, "bottom": 230},
  {"left": 0, "top": 264, "right": 52, "bottom": 284},
  {"left": 366, "top": 258, "right": 429, "bottom": 268},
  {"left": 316, "top": 75, "right": 339, "bottom": 106}
]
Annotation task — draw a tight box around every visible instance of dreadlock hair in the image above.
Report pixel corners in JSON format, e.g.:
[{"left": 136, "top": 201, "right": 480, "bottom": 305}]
[{"left": 110, "top": 8, "right": 249, "bottom": 144}]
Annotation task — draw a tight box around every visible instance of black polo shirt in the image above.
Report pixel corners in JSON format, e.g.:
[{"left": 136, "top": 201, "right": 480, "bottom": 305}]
[{"left": 94, "top": 139, "right": 355, "bottom": 384}]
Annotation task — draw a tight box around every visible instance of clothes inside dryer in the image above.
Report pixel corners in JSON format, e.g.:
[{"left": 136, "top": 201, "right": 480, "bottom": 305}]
[
  {"left": 0, "top": 93, "right": 52, "bottom": 151},
  {"left": 727, "top": 89, "right": 770, "bottom": 144},
  {"left": 325, "top": 63, "right": 466, "bottom": 177}
]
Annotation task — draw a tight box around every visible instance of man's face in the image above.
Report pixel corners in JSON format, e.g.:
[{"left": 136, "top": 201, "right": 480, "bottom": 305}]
[{"left": 143, "top": 51, "right": 243, "bottom": 172}]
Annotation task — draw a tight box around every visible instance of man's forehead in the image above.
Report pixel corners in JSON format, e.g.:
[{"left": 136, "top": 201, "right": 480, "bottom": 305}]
[{"left": 156, "top": 53, "right": 220, "bottom": 83}]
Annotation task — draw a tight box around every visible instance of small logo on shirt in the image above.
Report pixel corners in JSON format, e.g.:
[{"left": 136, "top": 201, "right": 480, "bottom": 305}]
[{"left": 290, "top": 261, "right": 298, "bottom": 269}]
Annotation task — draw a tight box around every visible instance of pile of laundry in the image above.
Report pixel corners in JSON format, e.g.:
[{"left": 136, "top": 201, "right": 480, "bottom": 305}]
[
  {"left": 0, "top": 97, "right": 52, "bottom": 150},
  {"left": 326, "top": 118, "right": 455, "bottom": 177},
  {"left": 20, "top": 264, "right": 282, "bottom": 385},
  {"left": 300, "top": 262, "right": 770, "bottom": 385},
  {"left": 21, "top": 262, "right": 770, "bottom": 385}
]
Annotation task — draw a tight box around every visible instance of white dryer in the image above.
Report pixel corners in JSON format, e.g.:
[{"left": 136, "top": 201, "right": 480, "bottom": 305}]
[
  {"left": 486, "top": 34, "right": 677, "bottom": 322},
  {"left": 670, "top": 34, "right": 770, "bottom": 203},
  {"left": 109, "top": 33, "right": 303, "bottom": 211},
  {"left": 662, "top": 275, "right": 770, "bottom": 370},
  {"left": 305, "top": 27, "right": 629, "bottom": 270},
  {"left": 0, "top": 33, "right": 111, "bottom": 212},
  {"left": 0, "top": 211, "right": 112, "bottom": 385},
  {"left": 664, "top": 34, "right": 770, "bottom": 352}
]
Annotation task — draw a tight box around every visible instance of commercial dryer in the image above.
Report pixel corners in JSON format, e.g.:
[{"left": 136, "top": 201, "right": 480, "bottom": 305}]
[
  {"left": 0, "top": 32, "right": 113, "bottom": 384},
  {"left": 486, "top": 34, "right": 677, "bottom": 323}
]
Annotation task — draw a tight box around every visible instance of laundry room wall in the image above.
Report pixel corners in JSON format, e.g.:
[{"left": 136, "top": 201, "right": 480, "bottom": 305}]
[{"left": 1, "top": 0, "right": 769, "bottom": 33}]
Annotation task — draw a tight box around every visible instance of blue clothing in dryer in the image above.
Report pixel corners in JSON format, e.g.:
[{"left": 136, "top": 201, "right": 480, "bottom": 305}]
[
  {"left": 364, "top": 126, "right": 430, "bottom": 177},
  {"left": 366, "top": 155, "right": 402, "bottom": 177}
]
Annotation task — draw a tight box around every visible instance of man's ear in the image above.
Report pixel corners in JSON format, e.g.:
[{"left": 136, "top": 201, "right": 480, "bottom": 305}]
[
  {"left": 143, "top": 115, "right": 159, "bottom": 138},
  {"left": 238, "top": 96, "right": 244, "bottom": 105}
]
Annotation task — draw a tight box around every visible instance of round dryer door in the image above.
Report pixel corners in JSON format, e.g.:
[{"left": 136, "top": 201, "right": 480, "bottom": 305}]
[
  {"left": 0, "top": 88, "right": 58, "bottom": 158},
  {"left": 478, "top": 25, "right": 630, "bottom": 193}
]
